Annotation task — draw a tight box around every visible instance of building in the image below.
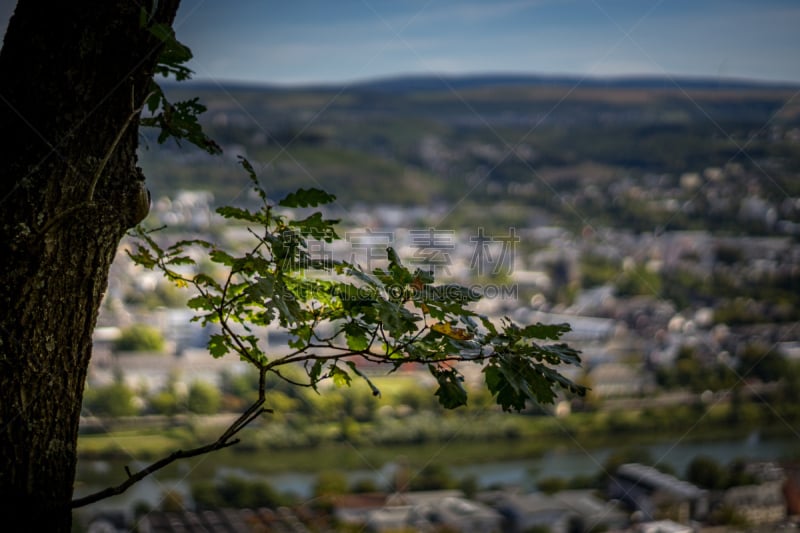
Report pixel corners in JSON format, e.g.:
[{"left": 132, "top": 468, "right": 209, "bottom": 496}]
[
  {"left": 722, "top": 480, "right": 786, "bottom": 525},
  {"left": 379, "top": 490, "right": 503, "bottom": 533},
  {"left": 609, "top": 463, "right": 708, "bottom": 523}
]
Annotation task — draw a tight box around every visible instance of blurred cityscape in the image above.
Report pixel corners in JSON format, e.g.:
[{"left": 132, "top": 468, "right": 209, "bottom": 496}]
[{"left": 78, "top": 76, "right": 800, "bottom": 532}]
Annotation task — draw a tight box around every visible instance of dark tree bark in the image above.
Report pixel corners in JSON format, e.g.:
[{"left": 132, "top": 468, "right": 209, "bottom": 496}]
[{"left": 0, "top": 1, "right": 181, "bottom": 530}]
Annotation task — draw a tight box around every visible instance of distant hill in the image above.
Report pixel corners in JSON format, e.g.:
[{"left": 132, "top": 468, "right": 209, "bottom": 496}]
[
  {"left": 145, "top": 72, "right": 800, "bottom": 221},
  {"left": 183, "top": 73, "right": 800, "bottom": 95},
  {"left": 349, "top": 73, "right": 800, "bottom": 93}
]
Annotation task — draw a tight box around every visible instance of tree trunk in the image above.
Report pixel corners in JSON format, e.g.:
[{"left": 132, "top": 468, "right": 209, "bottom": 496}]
[{"left": 0, "top": 2, "right": 180, "bottom": 530}]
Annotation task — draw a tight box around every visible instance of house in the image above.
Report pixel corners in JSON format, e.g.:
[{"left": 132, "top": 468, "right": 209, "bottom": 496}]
[
  {"left": 609, "top": 463, "right": 708, "bottom": 523},
  {"left": 722, "top": 480, "right": 786, "bottom": 525},
  {"left": 88, "top": 348, "right": 247, "bottom": 392},
  {"left": 483, "top": 491, "right": 578, "bottom": 533},
  {"left": 333, "top": 490, "right": 503, "bottom": 533},
  {"left": 478, "top": 489, "right": 629, "bottom": 533},
  {"left": 364, "top": 506, "right": 422, "bottom": 532},
  {"left": 635, "top": 519, "right": 693, "bottom": 533},
  {"left": 415, "top": 496, "right": 503, "bottom": 533},
  {"left": 137, "top": 507, "right": 312, "bottom": 532},
  {"left": 380, "top": 491, "right": 503, "bottom": 533},
  {"left": 332, "top": 492, "right": 390, "bottom": 529},
  {"left": 552, "top": 489, "right": 629, "bottom": 531}
]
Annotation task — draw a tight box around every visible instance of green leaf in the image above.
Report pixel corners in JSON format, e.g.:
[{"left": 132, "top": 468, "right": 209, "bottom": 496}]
[
  {"left": 375, "top": 299, "right": 416, "bottom": 338},
  {"left": 141, "top": 85, "right": 221, "bottom": 154},
  {"left": 329, "top": 365, "right": 352, "bottom": 387},
  {"left": 237, "top": 157, "right": 270, "bottom": 203},
  {"left": 208, "top": 334, "right": 229, "bottom": 358},
  {"left": 193, "top": 273, "right": 221, "bottom": 291},
  {"left": 142, "top": 7, "right": 194, "bottom": 82},
  {"left": 544, "top": 343, "right": 583, "bottom": 366},
  {"left": 145, "top": 89, "right": 162, "bottom": 114},
  {"left": 336, "top": 283, "right": 379, "bottom": 315},
  {"left": 278, "top": 188, "right": 336, "bottom": 208},
  {"left": 307, "top": 359, "right": 325, "bottom": 390},
  {"left": 289, "top": 324, "right": 312, "bottom": 350},
  {"left": 164, "top": 255, "right": 194, "bottom": 266},
  {"left": 344, "top": 322, "right": 370, "bottom": 352},
  {"left": 521, "top": 322, "right": 571, "bottom": 340},
  {"left": 484, "top": 363, "right": 526, "bottom": 412},
  {"left": 238, "top": 156, "right": 257, "bottom": 180},
  {"left": 479, "top": 316, "right": 499, "bottom": 337},
  {"left": 138, "top": 7, "right": 221, "bottom": 155},
  {"left": 385, "top": 247, "right": 413, "bottom": 286},
  {"left": 209, "top": 249, "right": 236, "bottom": 266},
  {"left": 186, "top": 295, "right": 209, "bottom": 310},
  {"left": 484, "top": 350, "right": 583, "bottom": 411},
  {"left": 246, "top": 276, "right": 275, "bottom": 301},
  {"left": 387, "top": 247, "right": 402, "bottom": 266},
  {"left": 126, "top": 245, "right": 157, "bottom": 269},
  {"left": 289, "top": 212, "right": 340, "bottom": 242},
  {"left": 411, "top": 269, "right": 435, "bottom": 286},
  {"left": 431, "top": 366, "right": 468, "bottom": 409},
  {"left": 272, "top": 281, "right": 302, "bottom": 326},
  {"left": 216, "top": 206, "right": 260, "bottom": 223}
]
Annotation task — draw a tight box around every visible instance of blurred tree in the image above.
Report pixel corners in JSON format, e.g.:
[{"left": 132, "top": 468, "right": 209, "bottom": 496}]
[
  {"left": 616, "top": 264, "right": 662, "bottom": 297},
  {"left": 83, "top": 382, "right": 139, "bottom": 418},
  {"left": 537, "top": 476, "right": 568, "bottom": 495},
  {"left": 726, "top": 458, "right": 758, "bottom": 488},
  {"left": 115, "top": 324, "right": 165, "bottom": 353},
  {"left": 194, "top": 476, "right": 284, "bottom": 509},
  {"left": 313, "top": 470, "right": 349, "bottom": 499},
  {"left": 457, "top": 475, "right": 479, "bottom": 498},
  {"left": 737, "top": 342, "right": 788, "bottom": 383},
  {"left": 686, "top": 455, "right": 727, "bottom": 490},
  {"left": 656, "top": 345, "right": 737, "bottom": 393},
  {"left": 409, "top": 463, "right": 456, "bottom": 491},
  {"left": 149, "top": 389, "right": 181, "bottom": 416},
  {"left": 186, "top": 381, "right": 221, "bottom": 415},
  {"left": 710, "top": 504, "right": 750, "bottom": 528},
  {"left": 349, "top": 478, "right": 379, "bottom": 494}
]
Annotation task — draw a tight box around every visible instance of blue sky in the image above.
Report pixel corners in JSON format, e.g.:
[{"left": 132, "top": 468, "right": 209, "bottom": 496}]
[{"left": 2, "top": 0, "right": 799, "bottom": 85}]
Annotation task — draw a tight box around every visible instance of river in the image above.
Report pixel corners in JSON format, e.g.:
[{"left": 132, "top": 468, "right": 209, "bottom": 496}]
[{"left": 75, "top": 430, "right": 797, "bottom": 514}]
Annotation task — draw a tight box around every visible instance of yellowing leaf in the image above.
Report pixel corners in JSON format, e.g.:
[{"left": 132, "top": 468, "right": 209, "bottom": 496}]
[{"left": 431, "top": 322, "right": 473, "bottom": 340}]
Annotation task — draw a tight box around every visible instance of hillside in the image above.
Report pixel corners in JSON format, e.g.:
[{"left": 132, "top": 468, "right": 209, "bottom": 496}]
[{"left": 140, "top": 74, "right": 800, "bottom": 233}]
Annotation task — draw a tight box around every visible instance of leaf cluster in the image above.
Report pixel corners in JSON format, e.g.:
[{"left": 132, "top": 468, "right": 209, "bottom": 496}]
[
  {"left": 129, "top": 159, "right": 585, "bottom": 411},
  {"left": 138, "top": 7, "right": 221, "bottom": 155}
]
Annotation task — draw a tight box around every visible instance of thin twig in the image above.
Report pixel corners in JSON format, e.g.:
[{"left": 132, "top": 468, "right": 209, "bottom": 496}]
[
  {"left": 70, "top": 399, "right": 271, "bottom": 509},
  {"left": 71, "top": 438, "right": 241, "bottom": 508},
  {"left": 272, "top": 368, "right": 314, "bottom": 388}
]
